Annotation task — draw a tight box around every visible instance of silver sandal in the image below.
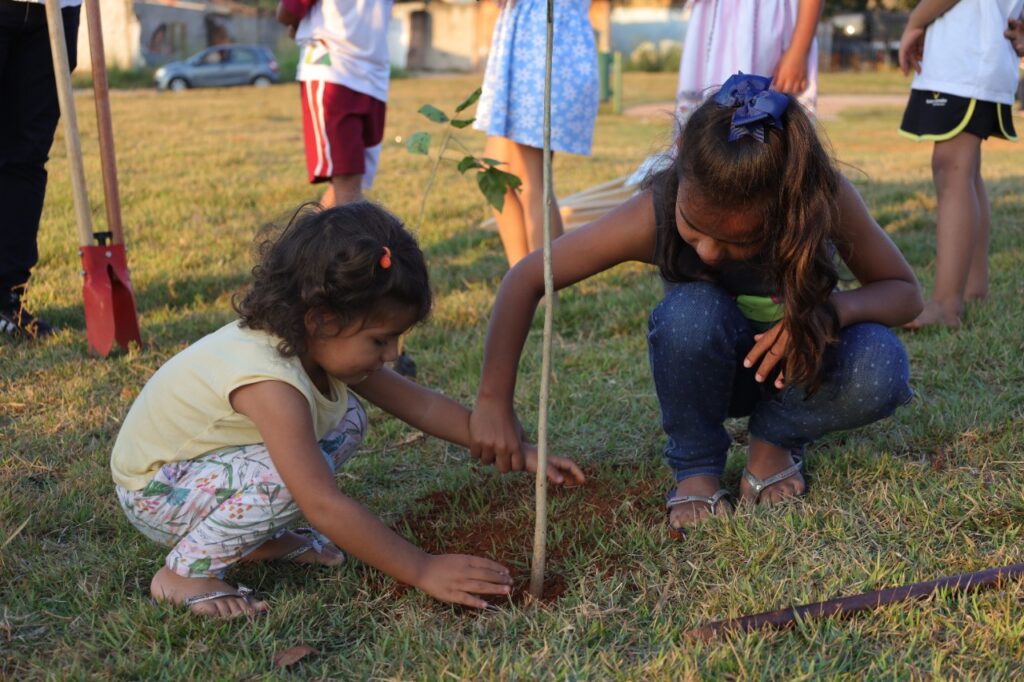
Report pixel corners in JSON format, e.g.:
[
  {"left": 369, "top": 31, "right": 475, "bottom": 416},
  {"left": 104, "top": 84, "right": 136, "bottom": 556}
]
[
  {"left": 280, "top": 527, "right": 346, "bottom": 565},
  {"left": 183, "top": 584, "right": 254, "bottom": 609},
  {"left": 666, "top": 488, "right": 732, "bottom": 540},
  {"left": 742, "top": 451, "right": 805, "bottom": 504}
]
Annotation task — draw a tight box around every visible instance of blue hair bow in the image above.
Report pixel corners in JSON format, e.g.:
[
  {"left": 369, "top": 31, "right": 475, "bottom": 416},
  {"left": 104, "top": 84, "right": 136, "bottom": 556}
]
[{"left": 712, "top": 72, "right": 790, "bottom": 143}]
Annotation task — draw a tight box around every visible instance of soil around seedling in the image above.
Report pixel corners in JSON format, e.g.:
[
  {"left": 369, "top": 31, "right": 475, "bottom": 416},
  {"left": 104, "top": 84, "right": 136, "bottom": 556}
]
[{"left": 400, "top": 465, "right": 663, "bottom": 605}]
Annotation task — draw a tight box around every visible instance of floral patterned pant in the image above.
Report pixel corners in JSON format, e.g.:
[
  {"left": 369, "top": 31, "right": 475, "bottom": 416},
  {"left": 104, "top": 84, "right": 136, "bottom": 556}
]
[{"left": 116, "top": 393, "right": 367, "bottom": 578}]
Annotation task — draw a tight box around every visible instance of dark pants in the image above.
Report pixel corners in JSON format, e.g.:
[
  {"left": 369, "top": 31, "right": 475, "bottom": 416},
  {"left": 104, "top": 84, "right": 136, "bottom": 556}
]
[
  {"left": 647, "top": 282, "right": 914, "bottom": 481},
  {"left": 0, "top": 0, "right": 80, "bottom": 294}
]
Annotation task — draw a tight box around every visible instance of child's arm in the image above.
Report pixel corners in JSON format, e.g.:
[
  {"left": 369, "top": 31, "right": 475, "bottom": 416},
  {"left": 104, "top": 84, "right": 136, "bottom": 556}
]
[
  {"left": 743, "top": 176, "right": 923, "bottom": 387},
  {"left": 1006, "top": 18, "right": 1024, "bottom": 58},
  {"left": 471, "top": 192, "right": 659, "bottom": 473},
  {"left": 351, "top": 369, "right": 586, "bottom": 485},
  {"left": 231, "top": 379, "right": 512, "bottom": 608},
  {"left": 276, "top": 0, "right": 315, "bottom": 36},
  {"left": 899, "top": 0, "right": 961, "bottom": 75},
  {"left": 828, "top": 176, "right": 924, "bottom": 328},
  {"left": 773, "top": 0, "right": 823, "bottom": 94}
]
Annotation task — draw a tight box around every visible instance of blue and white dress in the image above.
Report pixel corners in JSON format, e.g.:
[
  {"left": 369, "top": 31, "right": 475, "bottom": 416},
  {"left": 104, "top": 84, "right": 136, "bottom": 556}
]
[{"left": 474, "top": 0, "right": 599, "bottom": 156}]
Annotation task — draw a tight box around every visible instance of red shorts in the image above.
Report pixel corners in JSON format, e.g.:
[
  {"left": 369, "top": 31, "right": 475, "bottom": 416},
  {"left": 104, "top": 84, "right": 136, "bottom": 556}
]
[{"left": 300, "top": 80, "right": 386, "bottom": 183}]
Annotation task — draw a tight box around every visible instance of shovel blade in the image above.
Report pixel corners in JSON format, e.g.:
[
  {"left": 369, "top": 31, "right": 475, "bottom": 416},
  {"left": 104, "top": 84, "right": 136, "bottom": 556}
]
[{"left": 81, "top": 244, "right": 141, "bottom": 356}]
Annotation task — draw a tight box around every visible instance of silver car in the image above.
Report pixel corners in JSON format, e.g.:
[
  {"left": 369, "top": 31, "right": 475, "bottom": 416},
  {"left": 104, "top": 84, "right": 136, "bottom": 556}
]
[{"left": 154, "top": 44, "right": 280, "bottom": 91}]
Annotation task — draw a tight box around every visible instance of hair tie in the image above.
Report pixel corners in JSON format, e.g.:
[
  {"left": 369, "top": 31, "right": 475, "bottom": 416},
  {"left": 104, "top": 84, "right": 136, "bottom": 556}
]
[
  {"left": 379, "top": 246, "right": 392, "bottom": 269},
  {"left": 712, "top": 72, "right": 790, "bottom": 143}
]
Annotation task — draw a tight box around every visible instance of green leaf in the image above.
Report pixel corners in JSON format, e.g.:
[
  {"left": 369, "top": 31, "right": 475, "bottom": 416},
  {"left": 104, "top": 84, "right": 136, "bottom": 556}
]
[
  {"left": 141, "top": 480, "right": 173, "bottom": 497},
  {"left": 479, "top": 158, "right": 504, "bottom": 167},
  {"left": 457, "top": 156, "right": 483, "bottom": 174},
  {"left": 450, "top": 118, "right": 475, "bottom": 129},
  {"left": 406, "top": 131, "right": 431, "bottom": 155},
  {"left": 417, "top": 104, "right": 449, "bottom": 123},
  {"left": 477, "top": 166, "right": 521, "bottom": 212},
  {"left": 454, "top": 87, "right": 482, "bottom": 113}
]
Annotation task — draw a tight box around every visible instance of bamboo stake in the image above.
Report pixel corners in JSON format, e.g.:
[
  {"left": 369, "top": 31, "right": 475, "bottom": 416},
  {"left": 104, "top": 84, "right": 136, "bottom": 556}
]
[
  {"left": 529, "top": 0, "right": 555, "bottom": 600},
  {"left": 686, "top": 563, "right": 1024, "bottom": 641}
]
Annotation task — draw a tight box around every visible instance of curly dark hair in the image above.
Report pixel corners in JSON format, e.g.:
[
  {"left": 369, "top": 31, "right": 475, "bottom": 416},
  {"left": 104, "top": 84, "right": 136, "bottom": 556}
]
[
  {"left": 234, "top": 202, "right": 432, "bottom": 357},
  {"left": 649, "top": 94, "right": 841, "bottom": 391}
]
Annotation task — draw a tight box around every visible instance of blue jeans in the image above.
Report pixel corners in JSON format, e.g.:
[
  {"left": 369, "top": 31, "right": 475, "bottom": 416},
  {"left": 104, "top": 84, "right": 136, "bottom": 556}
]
[{"left": 647, "top": 282, "right": 913, "bottom": 482}]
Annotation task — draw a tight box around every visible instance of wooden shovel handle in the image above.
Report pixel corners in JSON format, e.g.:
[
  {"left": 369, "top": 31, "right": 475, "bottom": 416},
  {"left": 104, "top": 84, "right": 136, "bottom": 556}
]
[
  {"left": 84, "top": 0, "right": 124, "bottom": 245},
  {"left": 44, "top": 0, "right": 93, "bottom": 247}
]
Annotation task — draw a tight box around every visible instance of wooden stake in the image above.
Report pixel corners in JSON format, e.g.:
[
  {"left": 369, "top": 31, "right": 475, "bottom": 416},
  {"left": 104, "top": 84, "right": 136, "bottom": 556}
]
[{"left": 529, "top": 0, "right": 556, "bottom": 600}]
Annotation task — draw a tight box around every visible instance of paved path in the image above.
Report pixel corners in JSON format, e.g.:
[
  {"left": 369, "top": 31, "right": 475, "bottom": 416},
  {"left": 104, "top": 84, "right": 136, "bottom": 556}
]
[{"left": 623, "top": 94, "right": 908, "bottom": 121}]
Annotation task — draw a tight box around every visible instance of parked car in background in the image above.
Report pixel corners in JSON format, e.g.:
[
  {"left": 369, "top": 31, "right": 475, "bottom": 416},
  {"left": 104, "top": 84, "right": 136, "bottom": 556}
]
[{"left": 154, "top": 44, "right": 280, "bottom": 91}]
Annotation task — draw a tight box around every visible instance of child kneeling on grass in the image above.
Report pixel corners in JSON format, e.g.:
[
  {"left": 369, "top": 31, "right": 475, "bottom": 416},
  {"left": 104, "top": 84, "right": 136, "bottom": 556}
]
[
  {"left": 469, "top": 73, "right": 924, "bottom": 538},
  {"left": 110, "top": 202, "right": 584, "bottom": 618}
]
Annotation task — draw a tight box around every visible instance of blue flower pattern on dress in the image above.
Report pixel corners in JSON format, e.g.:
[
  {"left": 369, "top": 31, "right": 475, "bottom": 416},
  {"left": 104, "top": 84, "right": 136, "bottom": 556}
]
[{"left": 474, "top": 0, "right": 599, "bottom": 156}]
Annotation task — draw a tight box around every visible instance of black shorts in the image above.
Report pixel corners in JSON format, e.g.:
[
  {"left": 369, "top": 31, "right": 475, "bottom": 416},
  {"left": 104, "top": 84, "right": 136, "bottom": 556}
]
[{"left": 899, "top": 89, "right": 1018, "bottom": 142}]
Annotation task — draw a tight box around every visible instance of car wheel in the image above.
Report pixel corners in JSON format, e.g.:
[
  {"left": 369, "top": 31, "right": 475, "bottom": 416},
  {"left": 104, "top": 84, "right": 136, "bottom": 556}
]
[
  {"left": 168, "top": 77, "right": 188, "bottom": 92},
  {"left": 252, "top": 75, "right": 272, "bottom": 87}
]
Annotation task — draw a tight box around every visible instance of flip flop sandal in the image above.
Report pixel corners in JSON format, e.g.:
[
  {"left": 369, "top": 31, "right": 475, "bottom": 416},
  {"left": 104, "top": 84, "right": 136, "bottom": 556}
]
[
  {"left": 741, "top": 447, "right": 807, "bottom": 505},
  {"left": 183, "top": 584, "right": 255, "bottom": 611},
  {"left": 666, "top": 488, "right": 733, "bottom": 540},
  {"left": 280, "top": 527, "right": 346, "bottom": 566}
]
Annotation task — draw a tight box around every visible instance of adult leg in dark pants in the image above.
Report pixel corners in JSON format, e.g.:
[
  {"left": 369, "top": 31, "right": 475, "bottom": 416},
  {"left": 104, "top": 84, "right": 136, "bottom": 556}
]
[{"left": 0, "top": 0, "right": 80, "bottom": 339}]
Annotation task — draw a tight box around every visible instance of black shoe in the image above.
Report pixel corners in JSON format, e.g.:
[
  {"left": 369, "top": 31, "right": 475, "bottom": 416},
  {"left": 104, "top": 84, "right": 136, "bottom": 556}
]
[
  {"left": 0, "top": 290, "right": 57, "bottom": 340},
  {"left": 392, "top": 351, "right": 417, "bottom": 379}
]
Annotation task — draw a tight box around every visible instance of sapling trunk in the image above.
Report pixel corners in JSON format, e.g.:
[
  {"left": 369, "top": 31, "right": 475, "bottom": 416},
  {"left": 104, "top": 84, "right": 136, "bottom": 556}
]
[{"left": 529, "top": 0, "right": 556, "bottom": 600}]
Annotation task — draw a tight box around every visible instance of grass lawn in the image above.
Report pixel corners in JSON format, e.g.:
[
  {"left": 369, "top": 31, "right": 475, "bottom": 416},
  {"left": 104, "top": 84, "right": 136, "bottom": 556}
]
[{"left": 2, "top": 73, "right": 1023, "bottom": 678}]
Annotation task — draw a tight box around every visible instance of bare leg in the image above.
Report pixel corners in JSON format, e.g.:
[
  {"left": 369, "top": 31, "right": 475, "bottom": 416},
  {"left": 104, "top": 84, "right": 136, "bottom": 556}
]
[
  {"left": 904, "top": 133, "right": 982, "bottom": 330},
  {"left": 509, "top": 144, "right": 564, "bottom": 256},
  {"left": 322, "top": 174, "right": 364, "bottom": 208},
  {"left": 485, "top": 136, "right": 529, "bottom": 266},
  {"left": 965, "top": 160, "right": 989, "bottom": 302}
]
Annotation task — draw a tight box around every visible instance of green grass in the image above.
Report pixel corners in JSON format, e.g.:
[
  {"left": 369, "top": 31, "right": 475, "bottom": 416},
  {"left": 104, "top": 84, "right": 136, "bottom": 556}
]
[{"left": 3, "top": 73, "right": 1024, "bottom": 678}]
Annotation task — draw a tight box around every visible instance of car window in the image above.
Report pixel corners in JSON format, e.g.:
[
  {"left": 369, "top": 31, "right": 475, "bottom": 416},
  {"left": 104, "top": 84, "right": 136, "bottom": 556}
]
[
  {"left": 199, "top": 48, "right": 232, "bottom": 65},
  {"left": 233, "top": 48, "right": 257, "bottom": 64}
]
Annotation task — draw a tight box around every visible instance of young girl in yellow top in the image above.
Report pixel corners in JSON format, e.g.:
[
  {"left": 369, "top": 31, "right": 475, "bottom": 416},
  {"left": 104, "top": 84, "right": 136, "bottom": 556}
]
[
  {"left": 469, "top": 74, "right": 924, "bottom": 536},
  {"left": 111, "top": 202, "right": 583, "bottom": 618}
]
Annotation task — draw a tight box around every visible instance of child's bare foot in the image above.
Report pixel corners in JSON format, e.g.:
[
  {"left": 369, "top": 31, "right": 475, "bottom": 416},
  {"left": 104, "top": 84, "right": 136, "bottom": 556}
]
[
  {"left": 243, "top": 530, "right": 346, "bottom": 567},
  {"left": 740, "top": 439, "right": 805, "bottom": 505},
  {"left": 150, "top": 566, "right": 268, "bottom": 618},
  {"left": 667, "top": 474, "right": 733, "bottom": 533},
  {"left": 902, "top": 299, "right": 961, "bottom": 330},
  {"left": 964, "top": 289, "right": 988, "bottom": 303}
]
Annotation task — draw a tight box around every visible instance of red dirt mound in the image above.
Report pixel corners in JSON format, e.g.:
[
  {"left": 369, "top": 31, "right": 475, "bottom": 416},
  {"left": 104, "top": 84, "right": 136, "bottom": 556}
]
[{"left": 400, "top": 466, "right": 663, "bottom": 604}]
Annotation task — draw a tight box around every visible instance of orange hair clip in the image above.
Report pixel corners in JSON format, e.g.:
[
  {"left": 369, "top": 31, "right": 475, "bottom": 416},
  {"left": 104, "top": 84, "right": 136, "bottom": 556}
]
[{"left": 379, "top": 246, "right": 392, "bottom": 269}]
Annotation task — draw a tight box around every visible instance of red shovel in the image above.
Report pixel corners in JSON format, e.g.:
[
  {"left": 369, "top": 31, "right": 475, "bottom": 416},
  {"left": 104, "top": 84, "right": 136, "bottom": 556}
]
[{"left": 44, "top": 0, "right": 141, "bottom": 356}]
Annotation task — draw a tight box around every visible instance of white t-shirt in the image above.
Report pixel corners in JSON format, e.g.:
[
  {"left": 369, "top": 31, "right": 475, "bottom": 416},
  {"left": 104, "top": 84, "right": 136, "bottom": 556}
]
[
  {"left": 911, "top": 0, "right": 1024, "bottom": 105},
  {"left": 294, "top": 0, "right": 393, "bottom": 102}
]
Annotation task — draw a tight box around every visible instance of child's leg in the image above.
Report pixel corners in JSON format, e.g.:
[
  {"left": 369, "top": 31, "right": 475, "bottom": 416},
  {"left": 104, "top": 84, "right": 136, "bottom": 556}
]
[
  {"left": 647, "top": 282, "right": 757, "bottom": 527},
  {"left": 485, "top": 135, "right": 529, "bottom": 266},
  {"left": 117, "top": 394, "right": 366, "bottom": 616},
  {"left": 747, "top": 323, "right": 912, "bottom": 494},
  {"left": 906, "top": 133, "right": 983, "bottom": 329},
  {"left": 965, "top": 161, "right": 989, "bottom": 301},
  {"left": 485, "top": 135, "right": 563, "bottom": 267},
  {"left": 322, "top": 174, "right": 364, "bottom": 207}
]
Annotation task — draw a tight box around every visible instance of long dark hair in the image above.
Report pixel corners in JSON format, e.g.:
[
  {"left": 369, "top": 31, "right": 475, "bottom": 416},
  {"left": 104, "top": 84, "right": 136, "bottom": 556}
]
[
  {"left": 648, "top": 95, "right": 841, "bottom": 391},
  {"left": 235, "top": 202, "right": 432, "bottom": 357}
]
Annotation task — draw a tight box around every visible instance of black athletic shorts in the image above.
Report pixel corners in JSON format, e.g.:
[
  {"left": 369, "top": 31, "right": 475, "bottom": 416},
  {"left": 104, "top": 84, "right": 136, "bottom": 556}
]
[{"left": 899, "top": 89, "right": 1018, "bottom": 142}]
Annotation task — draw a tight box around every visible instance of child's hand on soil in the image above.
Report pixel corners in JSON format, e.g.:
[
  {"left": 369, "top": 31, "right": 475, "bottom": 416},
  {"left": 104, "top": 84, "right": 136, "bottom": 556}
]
[
  {"left": 415, "top": 554, "right": 513, "bottom": 608},
  {"left": 522, "top": 444, "right": 587, "bottom": 486},
  {"left": 744, "top": 322, "right": 791, "bottom": 389}
]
